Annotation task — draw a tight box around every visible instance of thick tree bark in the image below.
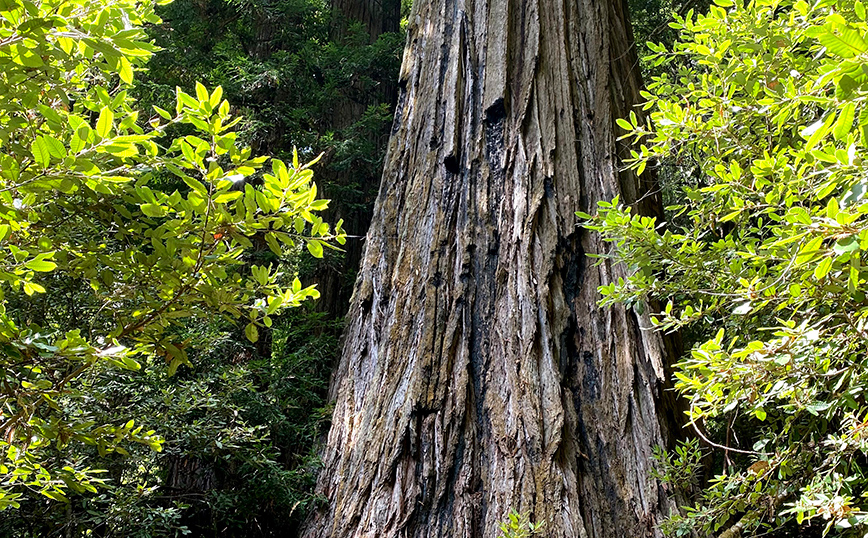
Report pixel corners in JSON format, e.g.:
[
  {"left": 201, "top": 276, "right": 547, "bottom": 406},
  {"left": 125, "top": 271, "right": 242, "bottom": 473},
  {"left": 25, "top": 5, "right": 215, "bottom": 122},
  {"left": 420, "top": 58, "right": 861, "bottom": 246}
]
[{"left": 303, "top": 0, "right": 681, "bottom": 534}]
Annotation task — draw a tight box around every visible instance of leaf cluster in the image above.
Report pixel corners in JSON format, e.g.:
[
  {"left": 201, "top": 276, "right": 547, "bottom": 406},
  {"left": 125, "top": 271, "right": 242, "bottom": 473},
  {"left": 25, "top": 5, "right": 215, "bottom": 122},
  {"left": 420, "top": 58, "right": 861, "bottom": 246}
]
[
  {"left": 0, "top": 0, "right": 340, "bottom": 513},
  {"left": 497, "top": 510, "right": 545, "bottom": 538},
  {"left": 584, "top": 0, "right": 868, "bottom": 534}
]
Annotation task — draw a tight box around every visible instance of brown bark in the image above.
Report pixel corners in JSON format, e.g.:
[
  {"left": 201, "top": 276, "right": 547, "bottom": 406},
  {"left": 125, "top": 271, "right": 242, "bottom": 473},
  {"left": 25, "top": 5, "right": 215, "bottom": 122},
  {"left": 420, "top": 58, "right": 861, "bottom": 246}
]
[
  {"left": 303, "top": 0, "right": 681, "bottom": 534},
  {"left": 330, "top": 0, "right": 401, "bottom": 41}
]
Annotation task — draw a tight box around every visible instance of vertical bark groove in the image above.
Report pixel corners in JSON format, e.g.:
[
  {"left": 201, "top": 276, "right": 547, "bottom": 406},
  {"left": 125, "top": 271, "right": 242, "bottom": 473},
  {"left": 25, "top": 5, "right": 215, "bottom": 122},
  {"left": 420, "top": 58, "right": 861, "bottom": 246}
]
[{"left": 303, "top": 0, "right": 680, "bottom": 535}]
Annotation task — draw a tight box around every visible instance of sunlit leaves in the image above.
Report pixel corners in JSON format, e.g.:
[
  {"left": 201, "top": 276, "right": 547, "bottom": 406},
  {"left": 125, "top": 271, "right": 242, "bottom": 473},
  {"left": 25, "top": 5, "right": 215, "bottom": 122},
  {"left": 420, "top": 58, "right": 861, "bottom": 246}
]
[
  {"left": 816, "top": 24, "right": 868, "bottom": 58},
  {"left": 0, "top": 0, "right": 342, "bottom": 511},
  {"left": 95, "top": 108, "right": 114, "bottom": 138},
  {"left": 585, "top": 0, "right": 868, "bottom": 535}
]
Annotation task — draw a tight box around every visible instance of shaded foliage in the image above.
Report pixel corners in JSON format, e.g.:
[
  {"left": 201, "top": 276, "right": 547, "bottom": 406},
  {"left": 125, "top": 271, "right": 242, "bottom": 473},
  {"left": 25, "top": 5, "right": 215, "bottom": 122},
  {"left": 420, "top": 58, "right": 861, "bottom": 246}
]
[{"left": 0, "top": 311, "right": 340, "bottom": 537}]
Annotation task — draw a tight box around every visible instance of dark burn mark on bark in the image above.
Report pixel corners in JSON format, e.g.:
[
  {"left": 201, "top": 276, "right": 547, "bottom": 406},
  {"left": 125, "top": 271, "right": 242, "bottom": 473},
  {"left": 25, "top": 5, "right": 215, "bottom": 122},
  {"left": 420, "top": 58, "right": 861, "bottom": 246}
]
[
  {"left": 469, "top": 270, "right": 493, "bottom": 449},
  {"left": 483, "top": 101, "right": 506, "bottom": 185},
  {"left": 487, "top": 230, "right": 500, "bottom": 255},
  {"left": 444, "top": 154, "right": 461, "bottom": 174},
  {"left": 558, "top": 236, "right": 583, "bottom": 380},
  {"left": 484, "top": 97, "right": 506, "bottom": 124},
  {"left": 582, "top": 351, "right": 600, "bottom": 401},
  {"left": 412, "top": 401, "right": 440, "bottom": 418},
  {"left": 560, "top": 318, "right": 577, "bottom": 383}
]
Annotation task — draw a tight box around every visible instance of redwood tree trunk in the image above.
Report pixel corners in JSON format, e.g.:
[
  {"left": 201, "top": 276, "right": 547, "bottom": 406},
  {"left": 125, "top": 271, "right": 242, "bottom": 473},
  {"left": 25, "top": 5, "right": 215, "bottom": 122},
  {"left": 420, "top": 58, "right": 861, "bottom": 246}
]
[
  {"left": 310, "top": 0, "right": 401, "bottom": 319},
  {"left": 330, "top": 0, "right": 401, "bottom": 40},
  {"left": 303, "top": 0, "right": 681, "bottom": 534}
]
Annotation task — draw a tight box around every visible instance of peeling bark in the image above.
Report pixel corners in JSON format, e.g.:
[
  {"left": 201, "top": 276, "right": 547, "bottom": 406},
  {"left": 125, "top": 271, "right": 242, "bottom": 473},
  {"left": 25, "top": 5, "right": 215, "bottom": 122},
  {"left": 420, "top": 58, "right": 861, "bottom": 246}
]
[{"left": 303, "top": 0, "right": 681, "bottom": 535}]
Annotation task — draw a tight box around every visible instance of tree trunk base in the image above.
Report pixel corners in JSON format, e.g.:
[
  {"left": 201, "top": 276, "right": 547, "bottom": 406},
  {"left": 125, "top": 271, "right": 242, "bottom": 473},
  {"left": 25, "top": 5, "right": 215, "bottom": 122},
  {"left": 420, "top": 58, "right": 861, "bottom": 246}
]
[{"left": 302, "top": 0, "right": 682, "bottom": 535}]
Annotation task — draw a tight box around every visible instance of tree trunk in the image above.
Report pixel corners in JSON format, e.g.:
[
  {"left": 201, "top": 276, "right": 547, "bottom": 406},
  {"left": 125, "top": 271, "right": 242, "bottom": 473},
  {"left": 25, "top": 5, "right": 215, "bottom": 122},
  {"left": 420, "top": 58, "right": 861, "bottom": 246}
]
[
  {"left": 309, "top": 0, "right": 401, "bottom": 320},
  {"left": 330, "top": 0, "right": 401, "bottom": 41},
  {"left": 303, "top": 0, "right": 681, "bottom": 534}
]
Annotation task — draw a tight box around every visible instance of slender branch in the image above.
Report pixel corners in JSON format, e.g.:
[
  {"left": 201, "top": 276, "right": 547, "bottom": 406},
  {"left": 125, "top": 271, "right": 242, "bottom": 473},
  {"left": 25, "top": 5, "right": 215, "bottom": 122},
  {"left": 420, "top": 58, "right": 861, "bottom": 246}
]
[
  {"left": 690, "top": 418, "right": 766, "bottom": 456},
  {"left": 118, "top": 163, "right": 217, "bottom": 338}
]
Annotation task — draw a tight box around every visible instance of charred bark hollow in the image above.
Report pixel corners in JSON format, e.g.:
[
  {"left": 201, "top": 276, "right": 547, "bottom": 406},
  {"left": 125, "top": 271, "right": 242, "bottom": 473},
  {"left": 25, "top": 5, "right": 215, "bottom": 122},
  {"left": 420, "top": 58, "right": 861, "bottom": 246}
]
[{"left": 303, "top": 0, "right": 681, "bottom": 534}]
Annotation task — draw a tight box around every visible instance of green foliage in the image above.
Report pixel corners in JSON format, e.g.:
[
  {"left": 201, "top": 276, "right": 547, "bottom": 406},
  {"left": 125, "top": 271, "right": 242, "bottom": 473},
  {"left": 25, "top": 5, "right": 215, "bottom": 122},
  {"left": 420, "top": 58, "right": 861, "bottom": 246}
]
[
  {"left": 0, "top": 0, "right": 341, "bottom": 514},
  {"left": 497, "top": 510, "right": 545, "bottom": 538},
  {"left": 121, "top": 0, "right": 403, "bottom": 531},
  {"left": 135, "top": 0, "right": 404, "bottom": 311},
  {"left": 138, "top": 0, "right": 403, "bottom": 167},
  {"left": 585, "top": 0, "right": 868, "bottom": 535},
  {"left": 651, "top": 438, "right": 704, "bottom": 492},
  {"left": 628, "top": 0, "right": 710, "bottom": 73},
  {"left": 0, "top": 310, "right": 339, "bottom": 536}
]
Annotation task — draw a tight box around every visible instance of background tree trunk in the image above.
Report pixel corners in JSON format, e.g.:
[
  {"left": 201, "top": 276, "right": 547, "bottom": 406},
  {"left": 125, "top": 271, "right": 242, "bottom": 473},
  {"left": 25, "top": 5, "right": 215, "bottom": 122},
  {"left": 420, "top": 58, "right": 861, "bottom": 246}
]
[
  {"left": 303, "top": 0, "right": 682, "bottom": 534},
  {"left": 330, "top": 0, "right": 401, "bottom": 41},
  {"left": 310, "top": 0, "right": 401, "bottom": 319}
]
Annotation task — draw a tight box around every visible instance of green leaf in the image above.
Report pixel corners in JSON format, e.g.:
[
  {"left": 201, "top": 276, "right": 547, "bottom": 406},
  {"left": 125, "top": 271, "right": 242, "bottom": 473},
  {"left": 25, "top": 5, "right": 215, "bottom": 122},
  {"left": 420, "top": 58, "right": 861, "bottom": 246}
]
[
  {"left": 195, "top": 82, "right": 209, "bottom": 103},
  {"left": 306, "top": 240, "right": 323, "bottom": 258},
  {"left": 265, "top": 232, "right": 282, "bottom": 255},
  {"left": 41, "top": 490, "right": 68, "bottom": 503},
  {"left": 833, "top": 103, "right": 856, "bottom": 141},
  {"left": 153, "top": 106, "right": 172, "bottom": 120},
  {"left": 43, "top": 135, "right": 66, "bottom": 159},
  {"left": 118, "top": 56, "right": 134, "bottom": 84},
  {"left": 837, "top": 74, "right": 859, "bottom": 98},
  {"left": 796, "top": 236, "right": 824, "bottom": 265},
  {"left": 818, "top": 27, "right": 868, "bottom": 59},
  {"left": 96, "top": 107, "right": 114, "bottom": 138},
  {"left": 23, "top": 281, "right": 45, "bottom": 295},
  {"left": 814, "top": 257, "right": 833, "bottom": 279},
  {"left": 25, "top": 260, "right": 56, "bottom": 272},
  {"left": 140, "top": 204, "right": 166, "bottom": 217},
  {"left": 244, "top": 322, "right": 259, "bottom": 343},
  {"left": 826, "top": 197, "right": 839, "bottom": 219},
  {"left": 720, "top": 209, "right": 743, "bottom": 222},
  {"left": 213, "top": 192, "right": 242, "bottom": 203},
  {"left": 180, "top": 174, "right": 208, "bottom": 195},
  {"left": 168, "top": 357, "right": 184, "bottom": 376},
  {"left": 803, "top": 112, "right": 835, "bottom": 149},
  {"left": 30, "top": 137, "right": 49, "bottom": 167},
  {"left": 210, "top": 86, "right": 223, "bottom": 109}
]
